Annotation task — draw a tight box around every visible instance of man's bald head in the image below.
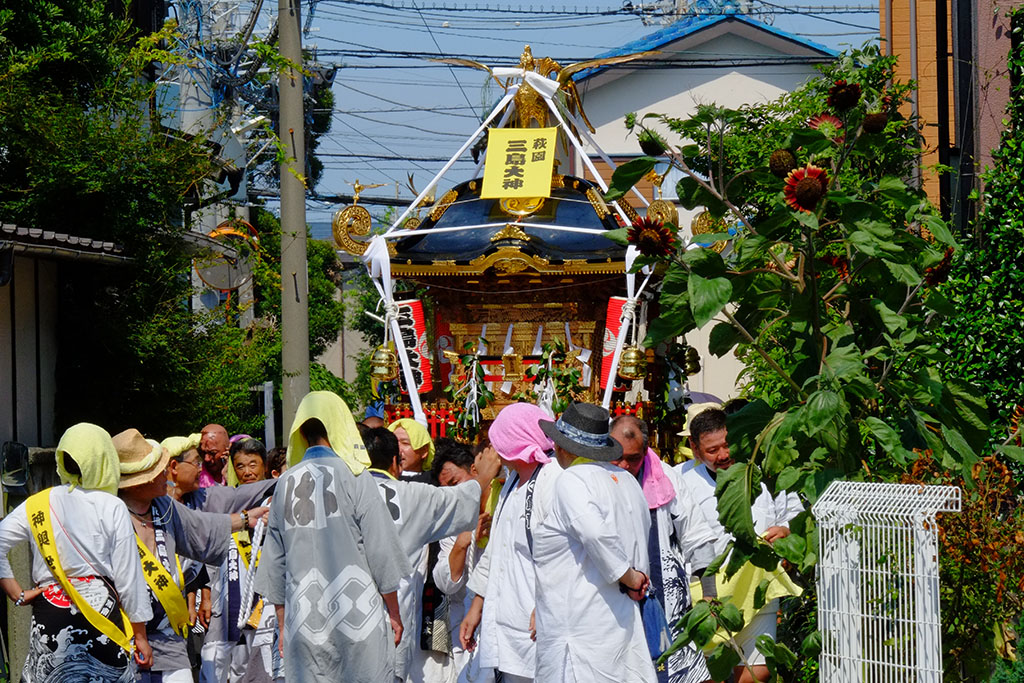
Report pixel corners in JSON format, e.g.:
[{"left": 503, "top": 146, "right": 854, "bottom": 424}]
[
  {"left": 199, "top": 424, "right": 230, "bottom": 478},
  {"left": 610, "top": 415, "right": 648, "bottom": 478}
]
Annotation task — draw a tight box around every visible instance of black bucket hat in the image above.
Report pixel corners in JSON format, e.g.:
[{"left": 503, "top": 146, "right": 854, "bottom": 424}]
[{"left": 538, "top": 402, "right": 622, "bottom": 462}]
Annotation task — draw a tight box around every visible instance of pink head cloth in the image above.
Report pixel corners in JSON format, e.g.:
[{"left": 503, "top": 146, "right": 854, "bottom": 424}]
[
  {"left": 489, "top": 403, "right": 554, "bottom": 465},
  {"left": 640, "top": 447, "right": 676, "bottom": 509}
]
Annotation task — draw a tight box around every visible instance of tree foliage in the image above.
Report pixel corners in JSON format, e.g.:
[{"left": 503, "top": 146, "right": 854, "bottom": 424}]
[
  {"left": 608, "top": 44, "right": 1000, "bottom": 678},
  {"left": 0, "top": 4, "right": 348, "bottom": 439},
  {"left": 937, "top": 8, "right": 1024, "bottom": 441}
]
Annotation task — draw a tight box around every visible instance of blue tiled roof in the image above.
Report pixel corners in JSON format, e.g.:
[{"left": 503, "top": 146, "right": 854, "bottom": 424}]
[{"left": 574, "top": 13, "right": 838, "bottom": 81}]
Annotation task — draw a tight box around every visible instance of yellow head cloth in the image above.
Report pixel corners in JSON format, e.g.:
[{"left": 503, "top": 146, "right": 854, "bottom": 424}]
[
  {"left": 388, "top": 418, "right": 435, "bottom": 471},
  {"left": 287, "top": 391, "right": 370, "bottom": 474},
  {"left": 160, "top": 434, "right": 201, "bottom": 460},
  {"left": 55, "top": 423, "right": 121, "bottom": 496}
]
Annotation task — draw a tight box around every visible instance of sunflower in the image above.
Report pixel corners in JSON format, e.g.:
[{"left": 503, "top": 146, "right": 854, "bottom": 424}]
[
  {"left": 808, "top": 113, "right": 844, "bottom": 140},
  {"left": 827, "top": 79, "right": 861, "bottom": 111},
  {"left": 769, "top": 149, "right": 798, "bottom": 178},
  {"left": 924, "top": 247, "right": 955, "bottom": 286},
  {"left": 863, "top": 112, "right": 888, "bottom": 134},
  {"left": 627, "top": 216, "right": 677, "bottom": 257},
  {"left": 784, "top": 164, "right": 829, "bottom": 213}
]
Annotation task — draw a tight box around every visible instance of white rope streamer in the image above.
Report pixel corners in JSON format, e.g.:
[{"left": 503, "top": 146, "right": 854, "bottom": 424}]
[
  {"left": 363, "top": 236, "right": 427, "bottom": 427},
  {"left": 602, "top": 245, "right": 653, "bottom": 409},
  {"left": 236, "top": 515, "right": 266, "bottom": 632}
]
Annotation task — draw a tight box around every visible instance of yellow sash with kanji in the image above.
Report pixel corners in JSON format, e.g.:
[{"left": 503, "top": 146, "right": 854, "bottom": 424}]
[
  {"left": 135, "top": 537, "right": 190, "bottom": 637},
  {"left": 233, "top": 530, "right": 263, "bottom": 628},
  {"left": 26, "top": 490, "right": 134, "bottom": 652},
  {"left": 233, "top": 530, "right": 260, "bottom": 570}
]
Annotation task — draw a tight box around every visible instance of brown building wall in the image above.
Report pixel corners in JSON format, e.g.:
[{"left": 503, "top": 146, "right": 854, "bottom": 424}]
[
  {"left": 584, "top": 157, "right": 660, "bottom": 209},
  {"left": 974, "top": 1, "right": 1021, "bottom": 174},
  {"left": 881, "top": 0, "right": 956, "bottom": 206}
]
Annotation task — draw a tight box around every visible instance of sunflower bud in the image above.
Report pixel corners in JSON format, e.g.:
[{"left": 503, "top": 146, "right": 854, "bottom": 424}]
[
  {"left": 638, "top": 129, "right": 667, "bottom": 156},
  {"left": 863, "top": 112, "right": 888, "bottom": 134},
  {"left": 769, "top": 149, "right": 798, "bottom": 178}
]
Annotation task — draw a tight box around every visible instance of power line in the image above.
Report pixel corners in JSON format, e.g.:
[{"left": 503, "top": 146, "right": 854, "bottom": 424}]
[
  {"left": 318, "top": 152, "right": 478, "bottom": 161},
  {"left": 411, "top": 0, "right": 480, "bottom": 117},
  {"left": 332, "top": 110, "right": 471, "bottom": 136},
  {"left": 320, "top": 0, "right": 876, "bottom": 16}
]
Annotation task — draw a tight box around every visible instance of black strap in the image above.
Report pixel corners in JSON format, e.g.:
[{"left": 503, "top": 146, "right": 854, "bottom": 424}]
[{"left": 522, "top": 467, "right": 540, "bottom": 555}]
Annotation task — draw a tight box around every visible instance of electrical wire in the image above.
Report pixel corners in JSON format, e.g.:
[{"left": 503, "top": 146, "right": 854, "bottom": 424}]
[
  {"left": 333, "top": 110, "right": 471, "bottom": 136},
  {"left": 411, "top": 0, "right": 480, "bottom": 116}
]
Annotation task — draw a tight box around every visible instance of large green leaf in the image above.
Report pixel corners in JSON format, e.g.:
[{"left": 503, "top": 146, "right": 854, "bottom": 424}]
[
  {"left": 802, "top": 631, "right": 823, "bottom": 657},
  {"left": 920, "top": 213, "right": 956, "bottom": 246},
  {"left": 941, "top": 425, "right": 979, "bottom": 467},
  {"left": 661, "top": 601, "right": 713, "bottom": 661},
  {"left": 823, "top": 344, "right": 865, "bottom": 381},
  {"left": 706, "top": 643, "right": 741, "bottom": 682},
  {"left": 680, "top": 247, "right": 727, "bottom": 278},
  {"left": 603, "top": 227, "right": 628, "bottom": 246},
  {"left": 725, "top": 400, "right": 776, "bottom": 460},
  {"left": 689, "top": 273, "right": 733, "bottom": 328},
  {"left": 676, "top": 176, "right": 728, "bottom": 215},
  {"left": 604, "top": 156, "right": 659, "bottom": 202},
  {"left": 718, "top": 603, "right": 745, "bottom": 633},
  {"left": 715, "top": 462, "right": 761, "bottom": 546},
  {"left": 753, "top": 578, "right": 772, "bottom": 610},
  {"left": 645, "top": 291, "right": 696, "bottom": 345},
  {"left": 884, "top": 259, "right": 923, "bottom": 285},
  {"left": 923, "top": 290, "right": 956, "bottom": 316},
  {"left": 708, "top": 321, "right": 743, "bottom": 357},
  {"left": 997, "top": 445, "right": 1024, "bottom": 463},
  {"left": 772, "top": 532, "right": 806, "bottom": 564},
  {"left": 872, "top": 299, "right": 908, "bottom": 334},
  {"left": 801, "top": 390, "right": 842, "bottom": 437},
  {"left": 863, "top": 416, "right": 911, "bottom": 464}
]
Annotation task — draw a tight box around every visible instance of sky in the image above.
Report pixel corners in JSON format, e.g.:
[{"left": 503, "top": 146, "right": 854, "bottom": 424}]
[{"left": 256, "top": 0, "right": 882, "bottom": 230}]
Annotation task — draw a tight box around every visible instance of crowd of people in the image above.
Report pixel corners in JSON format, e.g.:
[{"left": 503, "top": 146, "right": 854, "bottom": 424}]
[{"left": 0, "top": 391, "right": 802, "bottom": 683}]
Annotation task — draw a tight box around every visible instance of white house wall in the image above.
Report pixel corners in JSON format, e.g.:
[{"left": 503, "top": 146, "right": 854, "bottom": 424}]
[{"left": 579, "top": 35, "right": 823, "bottom": 157}]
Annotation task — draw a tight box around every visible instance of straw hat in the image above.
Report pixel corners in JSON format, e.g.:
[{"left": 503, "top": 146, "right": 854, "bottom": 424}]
[
  {"left": 114, "top": 428, "right": 171, "bottom": 488},
  {"left": 677, "top": 402, "right": 723, "bottom": 438}
]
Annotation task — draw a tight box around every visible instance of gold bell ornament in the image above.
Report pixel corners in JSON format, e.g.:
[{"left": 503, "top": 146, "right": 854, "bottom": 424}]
[
  {"left": 370, "top": 343, "right": 399, "bottom": 381},
  {"left": 618, "top": 346, "right": 648, "bottom": 381}
]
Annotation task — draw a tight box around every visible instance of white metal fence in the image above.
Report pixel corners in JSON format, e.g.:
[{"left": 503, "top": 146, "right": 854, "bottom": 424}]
[{"left": 813, "top": 481, "right": 961, "bottom": 682}]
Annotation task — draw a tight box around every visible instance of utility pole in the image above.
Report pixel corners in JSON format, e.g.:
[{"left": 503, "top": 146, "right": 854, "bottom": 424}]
[{"left": 279, "top": 0, "right": 309, "bottom": 431}]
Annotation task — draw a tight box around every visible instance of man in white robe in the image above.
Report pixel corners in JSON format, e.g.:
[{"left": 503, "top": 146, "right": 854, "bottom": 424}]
[
  {"left": 362, "top": 427, "right": 500, "bottom": 683},
  {"left": 533, "top": 402, "right": 656, "bottom": 683},
  {"left": 459, "top": 402, "right": 560, "bottom": 683},
  {"left": 610, "top": 415, "right": 715, "bottom": 683},
  {"left": 677, "top": 407, "right": 803, "bottom": 683}
]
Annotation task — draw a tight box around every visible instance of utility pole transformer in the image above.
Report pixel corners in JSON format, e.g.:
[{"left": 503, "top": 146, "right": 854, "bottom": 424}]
[{"left": 279, "top": 0, "right": 310, "bottom": 432}]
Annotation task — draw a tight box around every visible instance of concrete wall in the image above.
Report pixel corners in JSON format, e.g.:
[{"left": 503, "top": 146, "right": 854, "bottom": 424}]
[
  {"left": 0, "top": 256, "right": 58, "bottom": 450},
  {"left": 316, "top": 277, "right": 370, "bottom": 385}
]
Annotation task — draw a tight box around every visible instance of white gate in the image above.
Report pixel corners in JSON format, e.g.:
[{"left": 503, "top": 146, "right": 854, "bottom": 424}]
[{"left": 813, "top": 481, "right": 961, "bottom": 682}]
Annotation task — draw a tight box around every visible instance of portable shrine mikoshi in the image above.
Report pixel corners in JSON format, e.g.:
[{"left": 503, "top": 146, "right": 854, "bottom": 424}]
[{"left": 334, "top": 46, "right": 696, "bottom": 437}]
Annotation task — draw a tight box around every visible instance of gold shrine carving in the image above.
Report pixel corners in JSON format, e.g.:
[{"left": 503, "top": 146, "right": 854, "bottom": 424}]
[
  {"left": 490, "top": 224, "right": 531, "bottom": 242},
  {"left": 333, "top": 205, "right": 397, "bottom": 257}
]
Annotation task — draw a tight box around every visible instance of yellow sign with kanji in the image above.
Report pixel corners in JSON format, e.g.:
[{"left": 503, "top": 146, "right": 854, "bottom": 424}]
[{"left": 481, "top": 127, "right": 558, "bottom": 199}]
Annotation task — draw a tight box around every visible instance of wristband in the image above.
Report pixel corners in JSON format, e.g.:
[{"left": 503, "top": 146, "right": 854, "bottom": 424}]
[
  {"left": 241, "top": 509, "right": 250, "bottom": 531},
  {"left": 14, "top": 590, "right": 25, "bottom": 606}
]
